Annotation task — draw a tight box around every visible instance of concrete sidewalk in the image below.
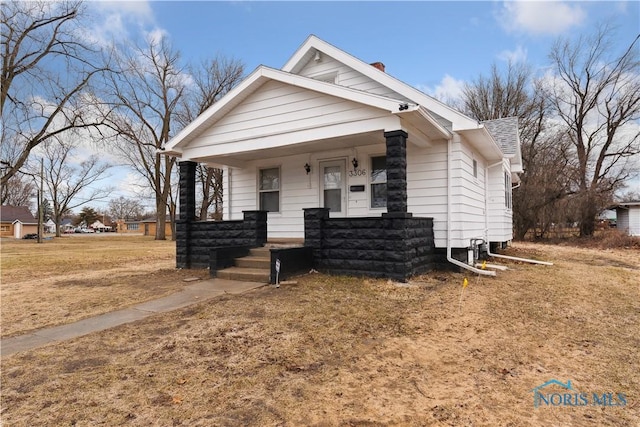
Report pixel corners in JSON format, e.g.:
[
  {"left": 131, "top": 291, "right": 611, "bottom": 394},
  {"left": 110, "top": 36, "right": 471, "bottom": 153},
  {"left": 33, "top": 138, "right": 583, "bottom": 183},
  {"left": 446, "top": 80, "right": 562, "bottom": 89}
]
[{"left": 1, "top": 278, "right": 265, "bottom": 358}]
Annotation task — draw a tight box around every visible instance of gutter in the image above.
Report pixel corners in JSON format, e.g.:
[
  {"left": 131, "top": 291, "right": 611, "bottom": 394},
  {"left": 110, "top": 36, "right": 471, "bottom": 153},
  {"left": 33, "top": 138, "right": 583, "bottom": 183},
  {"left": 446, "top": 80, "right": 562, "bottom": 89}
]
[{"left": 447, "top": 136, "right": 495, "bottom": 277}]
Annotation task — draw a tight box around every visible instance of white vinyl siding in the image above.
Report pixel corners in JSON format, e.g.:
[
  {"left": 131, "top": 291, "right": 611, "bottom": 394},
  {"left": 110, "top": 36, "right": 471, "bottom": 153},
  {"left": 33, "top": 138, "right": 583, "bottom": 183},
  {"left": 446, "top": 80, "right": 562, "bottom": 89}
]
[
  {"left": 185, "top": 81, "right": 395, "bottom": 158},
  {"left": 297, "top": 54, "right": 412, "bottom": 101},
  {"left": 618, "top": 206, "right": 640, "bottom": 236},
  {"left": 487, "top": 161, "right": 513, "bottom": 243}
]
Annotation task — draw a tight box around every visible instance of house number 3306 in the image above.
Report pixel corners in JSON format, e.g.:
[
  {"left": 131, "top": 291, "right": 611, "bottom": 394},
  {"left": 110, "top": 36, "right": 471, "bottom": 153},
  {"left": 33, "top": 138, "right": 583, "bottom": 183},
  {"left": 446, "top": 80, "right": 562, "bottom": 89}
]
[{"left": 349, "top": 169, "right": 366, "bottom": 177}]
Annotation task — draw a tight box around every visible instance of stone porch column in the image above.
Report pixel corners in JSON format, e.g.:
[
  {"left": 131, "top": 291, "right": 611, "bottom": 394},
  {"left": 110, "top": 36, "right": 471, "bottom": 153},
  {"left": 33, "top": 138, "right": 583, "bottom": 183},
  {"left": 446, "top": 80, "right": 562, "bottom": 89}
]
[
  {"left": 384, "top": 130, "right": 408, "bottom": 215},
  {"left": 176, "top": 161, "right": 197, "bottom": 268}
]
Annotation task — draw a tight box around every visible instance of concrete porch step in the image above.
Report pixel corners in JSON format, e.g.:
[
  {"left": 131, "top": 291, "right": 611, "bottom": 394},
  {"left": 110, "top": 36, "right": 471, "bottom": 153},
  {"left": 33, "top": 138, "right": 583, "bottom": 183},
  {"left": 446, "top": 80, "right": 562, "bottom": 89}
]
[
  {"left": 216, "top": 267, "right": 270, "bottom": 283},
  {"left": 235, "top": 256, "right": 270, "bottom": 269}
]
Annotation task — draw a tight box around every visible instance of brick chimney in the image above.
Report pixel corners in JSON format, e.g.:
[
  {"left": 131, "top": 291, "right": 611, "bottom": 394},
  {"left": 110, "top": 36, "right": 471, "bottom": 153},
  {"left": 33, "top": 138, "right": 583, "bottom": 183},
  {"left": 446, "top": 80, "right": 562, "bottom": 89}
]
[{"left": 370, "top": 62, "right": 385, "bottom": 72}]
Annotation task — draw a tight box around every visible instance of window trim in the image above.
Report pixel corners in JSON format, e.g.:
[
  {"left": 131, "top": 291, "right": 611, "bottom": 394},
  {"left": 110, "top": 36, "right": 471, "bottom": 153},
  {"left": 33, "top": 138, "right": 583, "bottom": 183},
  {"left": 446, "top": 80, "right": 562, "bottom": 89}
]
[{"left": 258, "top": 166, "right": 281, "bottom": 213}]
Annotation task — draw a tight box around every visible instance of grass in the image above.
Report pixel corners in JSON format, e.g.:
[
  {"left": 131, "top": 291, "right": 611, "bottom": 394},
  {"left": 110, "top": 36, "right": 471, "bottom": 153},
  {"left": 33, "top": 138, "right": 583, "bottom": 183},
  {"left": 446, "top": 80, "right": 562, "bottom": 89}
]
[
  {"left": 0, "top": 235, "right": 208, "bottom": 337},
  {"left": 1, "top": 236, "right": 639, "bottom": 426}
]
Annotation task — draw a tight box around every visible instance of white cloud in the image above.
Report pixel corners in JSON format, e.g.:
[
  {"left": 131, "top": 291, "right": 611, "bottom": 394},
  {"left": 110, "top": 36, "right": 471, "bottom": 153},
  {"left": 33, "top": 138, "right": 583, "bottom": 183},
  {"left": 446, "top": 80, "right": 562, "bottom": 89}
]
[
  {"left": 497, "top": 45, "right": 528, "bottom": 64},
  {"left": 84, "top": 1, "right": 157, "bottom": 47},
  {"left": 417, "top": 74, "right": 466, "bottom": 105},
  {"left": 497, "top": 1, "right": 587, "bottom": 35}
]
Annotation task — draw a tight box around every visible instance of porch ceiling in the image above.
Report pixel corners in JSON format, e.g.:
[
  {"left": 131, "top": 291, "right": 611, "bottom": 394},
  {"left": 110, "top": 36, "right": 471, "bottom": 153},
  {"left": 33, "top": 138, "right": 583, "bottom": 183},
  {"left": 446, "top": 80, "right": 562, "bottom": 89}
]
[{"left": 192, "top": 131, "right": 386, "bottom": 168}]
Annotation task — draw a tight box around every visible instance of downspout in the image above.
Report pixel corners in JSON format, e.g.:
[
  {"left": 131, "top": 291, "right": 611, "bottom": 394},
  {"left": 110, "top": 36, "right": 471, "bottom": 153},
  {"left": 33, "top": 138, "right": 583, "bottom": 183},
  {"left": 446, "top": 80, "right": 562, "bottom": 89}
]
[
  {"left": 447, "top": 136, "right": 495, "bottom": 276},
  {"left": 484, "top": 160, "right": 505, "bottom": 247},
  {"left": 484, "top": 166, "right": 553, "bottom": 266}
]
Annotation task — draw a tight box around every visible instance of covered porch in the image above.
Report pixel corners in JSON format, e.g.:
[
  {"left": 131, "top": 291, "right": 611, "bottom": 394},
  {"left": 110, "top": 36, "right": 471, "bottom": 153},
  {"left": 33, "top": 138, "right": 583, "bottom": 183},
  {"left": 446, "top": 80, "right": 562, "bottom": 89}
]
[{"left": 176, "top": 130, "right": 436, "bottom": 282}]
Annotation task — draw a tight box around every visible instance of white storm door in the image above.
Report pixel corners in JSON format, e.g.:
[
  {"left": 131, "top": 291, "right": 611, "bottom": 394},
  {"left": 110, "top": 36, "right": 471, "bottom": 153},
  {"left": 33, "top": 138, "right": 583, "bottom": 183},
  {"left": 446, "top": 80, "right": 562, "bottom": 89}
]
[{"left": 320, "top": 160, "right": 346, "bottom": 216}]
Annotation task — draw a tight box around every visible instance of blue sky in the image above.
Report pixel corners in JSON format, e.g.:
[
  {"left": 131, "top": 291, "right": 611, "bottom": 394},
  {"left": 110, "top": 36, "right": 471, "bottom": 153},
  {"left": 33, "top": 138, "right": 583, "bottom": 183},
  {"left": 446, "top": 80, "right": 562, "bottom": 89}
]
[{"left": 85, "top": 1, "right": 640, "bottom": 209}]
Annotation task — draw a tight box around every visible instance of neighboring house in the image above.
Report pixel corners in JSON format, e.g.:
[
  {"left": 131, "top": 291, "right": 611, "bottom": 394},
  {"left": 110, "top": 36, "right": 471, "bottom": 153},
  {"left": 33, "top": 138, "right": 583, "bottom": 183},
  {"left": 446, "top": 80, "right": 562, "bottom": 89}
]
[
  {"left": 60, "top": 218, "right": 76, "bottom": 233},
  {"left": 141, "top": 217, "right": 173, "bottom": 237},
  {"left": 614, "top": 202, "right": 640, "bottom": 236},
  {"left": 0, "top": 205, "right": 38, "bottom": 238},
  {"left": 162, "top": 35, "right": 522, "bottom": 280},
  {"left": 44, "top": 218, "right": 56, "bottom": 234},
  {"left": 116, "top": 219, "right": 143, "bottom": 234}
]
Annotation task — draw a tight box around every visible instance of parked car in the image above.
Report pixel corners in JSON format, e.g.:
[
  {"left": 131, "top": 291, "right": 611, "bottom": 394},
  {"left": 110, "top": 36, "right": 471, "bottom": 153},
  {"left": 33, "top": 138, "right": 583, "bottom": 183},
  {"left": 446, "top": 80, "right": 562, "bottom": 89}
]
[
  {"left": 81, "top": 228, "right": 95, "bottom": 233},
  {"left": 22, "top": 233, "right": 39, "bottom": 239}
]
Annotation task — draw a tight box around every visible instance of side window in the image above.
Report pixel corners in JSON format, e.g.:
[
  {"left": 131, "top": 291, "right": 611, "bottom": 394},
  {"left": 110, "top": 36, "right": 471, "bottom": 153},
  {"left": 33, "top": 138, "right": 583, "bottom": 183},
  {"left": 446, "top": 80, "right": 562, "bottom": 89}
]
[
  {"left": 504, "top": 171, "right": 512, "bottom": 209},
  {"left": 370, "top": 156, "right": 387, "bottom": 208},
  {"left": 259, "top": 167, "right": 280, "bottom": 212},
  {"left": 473, "top": 159, "right": 478, "bottom": 179}
]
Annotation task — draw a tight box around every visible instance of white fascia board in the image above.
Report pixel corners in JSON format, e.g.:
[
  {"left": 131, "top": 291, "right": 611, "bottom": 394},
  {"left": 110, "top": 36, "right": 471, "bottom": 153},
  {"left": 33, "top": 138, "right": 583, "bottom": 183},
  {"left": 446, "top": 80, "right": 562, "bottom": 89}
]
[
  {"left": 165, "top": 65, "right": 411, "bottom": 152},
  {"left": 264, "top": 67, "right": 413, "bottom": 113},
  {"left": 282, "top": 35, "right": 479, "bottom": 131},
  {"left": 458, "top": 126, "right": 504, "bottom": 161},
  {"left": 164, "top": 66, "right": 269, "bottom": 151},
  {"left": 413, "top": 106, "right": 452, "bottom": 139}
]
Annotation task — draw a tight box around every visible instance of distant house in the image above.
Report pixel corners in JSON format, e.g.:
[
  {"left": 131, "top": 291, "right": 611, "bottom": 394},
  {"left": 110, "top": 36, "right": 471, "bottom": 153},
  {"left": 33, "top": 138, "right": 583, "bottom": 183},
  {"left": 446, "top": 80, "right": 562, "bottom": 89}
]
[
  {"left": 615, "top": 202, "right": 640, "bottom": 236},
  {"left": 0, "top": 205, "right": 38, "bottom": 238},
  {"left": 44, "top": 218, "right": 56, "bottom": 234},
  {"left": 115, "top": 217, "right": 172, "bottom": 236},
  {"left": 60, "top": 218, "right": 76, "bottom": 233},
  {"left": 141, "top": 217, "right": 172, "bottom": 237},
  {"left": 116, "top": 219, "right": 142, "bottom": 234}
]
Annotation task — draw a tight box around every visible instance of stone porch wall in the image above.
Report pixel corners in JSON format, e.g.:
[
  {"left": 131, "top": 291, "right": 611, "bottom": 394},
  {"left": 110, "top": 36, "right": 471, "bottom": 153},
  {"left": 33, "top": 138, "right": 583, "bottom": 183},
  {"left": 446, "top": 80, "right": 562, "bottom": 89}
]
[{"left": 304, "top": 208, "right": 435, "bottom": 281}]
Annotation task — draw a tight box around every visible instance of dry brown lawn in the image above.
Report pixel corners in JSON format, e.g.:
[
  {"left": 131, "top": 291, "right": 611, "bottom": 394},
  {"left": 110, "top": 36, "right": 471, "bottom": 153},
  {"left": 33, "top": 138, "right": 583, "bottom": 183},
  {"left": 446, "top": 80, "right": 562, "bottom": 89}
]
[
  {"left": 0, "top": 235, "right": 208, "bottom": 337},
  {"left": 1, "top": 235, "right": 639, "bottom": 426}
]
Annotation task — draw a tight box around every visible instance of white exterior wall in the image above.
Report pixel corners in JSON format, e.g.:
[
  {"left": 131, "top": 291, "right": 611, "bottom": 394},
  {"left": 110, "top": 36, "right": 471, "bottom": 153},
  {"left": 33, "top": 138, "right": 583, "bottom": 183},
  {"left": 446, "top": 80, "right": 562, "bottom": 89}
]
[
  {"left": 296, "top": 54, "right": 411, "bottom": 101},
  {"left": 487, "top": 160, "right": 513, "bottom": 243},
  {"left": 618, "top": 206, "right": 640, "bottom": 236},
  {"left": 630, "top": 207, "right": 640, "bottom": 236},
  {"left": 225, "top": 144, "right": 393, "bottom": 239},
  {"left": 406, "top": 141, "right": 448, "bottom": 247},
  {"left": 451, "top": 136, "right": 487, "bottom": 247},
  {"left": 617, "top": 209, "right": 629, "bottom": 234},
  {"left": 222, "top": 134, "right": 499, "bottom": 248}
]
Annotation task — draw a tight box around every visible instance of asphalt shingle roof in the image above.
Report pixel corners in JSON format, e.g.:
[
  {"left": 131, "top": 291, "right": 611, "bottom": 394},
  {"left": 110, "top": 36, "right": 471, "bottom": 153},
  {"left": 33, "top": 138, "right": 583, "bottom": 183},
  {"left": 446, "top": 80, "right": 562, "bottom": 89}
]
[
  {"left": 0, "top": 205, "right": 37, "bottom": 224},
  {"left": 482, "top": 117, "right": 519, "bottom": 156}
]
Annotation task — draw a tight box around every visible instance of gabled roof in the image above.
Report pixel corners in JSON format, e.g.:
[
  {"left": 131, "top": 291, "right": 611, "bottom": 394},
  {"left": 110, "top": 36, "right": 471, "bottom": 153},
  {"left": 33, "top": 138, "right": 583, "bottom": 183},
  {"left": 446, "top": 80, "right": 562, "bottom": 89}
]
[
  {"left": 482, "top": 117, "right": 519, "bottom": 157},
  {"left": 282, "top": 35, "right": 480, "bottom": 132},
  {"left": 0, "top": 205, "right": 37, "bottom": 224},
  {"left": 164, "top": 66, "right": 433, "bottom": 154}
]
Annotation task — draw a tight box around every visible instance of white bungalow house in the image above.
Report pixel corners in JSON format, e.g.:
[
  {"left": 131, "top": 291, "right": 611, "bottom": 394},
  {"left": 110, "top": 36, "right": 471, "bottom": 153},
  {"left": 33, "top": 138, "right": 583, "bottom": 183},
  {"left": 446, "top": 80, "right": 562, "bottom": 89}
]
[{"left": 163, "top": 35, "right": 521, "bottom": 280}]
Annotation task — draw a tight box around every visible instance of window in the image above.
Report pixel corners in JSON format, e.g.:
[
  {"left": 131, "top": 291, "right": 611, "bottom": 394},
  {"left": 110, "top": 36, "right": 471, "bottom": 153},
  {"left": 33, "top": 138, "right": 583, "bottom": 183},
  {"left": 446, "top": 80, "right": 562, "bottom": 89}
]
[
  {"left": 370, "top": 156, "right": 387, "bottom": 208},
  {"left": 473, "top": 159, "right": 478, "bottom": 179},
  {"left": 504, "top": 171, "right": 512, "bottom": 209},
  {"left": 0, "top": 225, "right": 10, "bottom": 232},
  {"left": 127, "top": 223, "right": 139, "bottom": 231},
  {"left": 259, "top": 167, "right": 280, "bottom": 212}
]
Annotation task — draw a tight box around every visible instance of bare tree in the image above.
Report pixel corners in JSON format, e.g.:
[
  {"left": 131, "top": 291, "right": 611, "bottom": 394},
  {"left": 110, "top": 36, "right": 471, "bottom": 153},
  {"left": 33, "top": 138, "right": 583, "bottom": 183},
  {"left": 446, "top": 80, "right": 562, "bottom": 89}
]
[
  {"left": 40, "top": 135, "right": 112, "bottom": 237},
  {"left": 548, "top": 26, "right": 640, "bottom": 236},
  {"left": 462, "top": 62, "right": 572, "bottom": 239},
  {"left": 177, "top": 56, "right": 244, "bottom": 220},
  {"left": 107, "top": 196, "right": 144, "bottom": 220},
  {"left": 101, "top": 37, "right": 186, "bottom": 240},
  {"left": 1, "top": 173, "right": 36, "bottom": 208},
  {"left": 1, "top": 1, "right": 108, "bottom": 186}
]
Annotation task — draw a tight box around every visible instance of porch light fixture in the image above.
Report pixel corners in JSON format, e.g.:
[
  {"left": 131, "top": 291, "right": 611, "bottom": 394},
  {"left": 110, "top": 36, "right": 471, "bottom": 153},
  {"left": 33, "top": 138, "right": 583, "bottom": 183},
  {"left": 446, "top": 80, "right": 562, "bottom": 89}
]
[
  {"left": 304, "top": 163, "right": 311, "bottom": 174},
  {"left": 352, "top": 158, "right": 359, "bottom": 169}
]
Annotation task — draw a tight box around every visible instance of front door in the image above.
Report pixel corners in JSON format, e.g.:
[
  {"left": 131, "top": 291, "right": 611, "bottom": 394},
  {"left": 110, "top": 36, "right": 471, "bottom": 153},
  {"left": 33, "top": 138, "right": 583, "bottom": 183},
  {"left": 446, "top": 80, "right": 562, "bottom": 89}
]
[{"left": 320, "top": 160, "right": 346, "bottom": 216}]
